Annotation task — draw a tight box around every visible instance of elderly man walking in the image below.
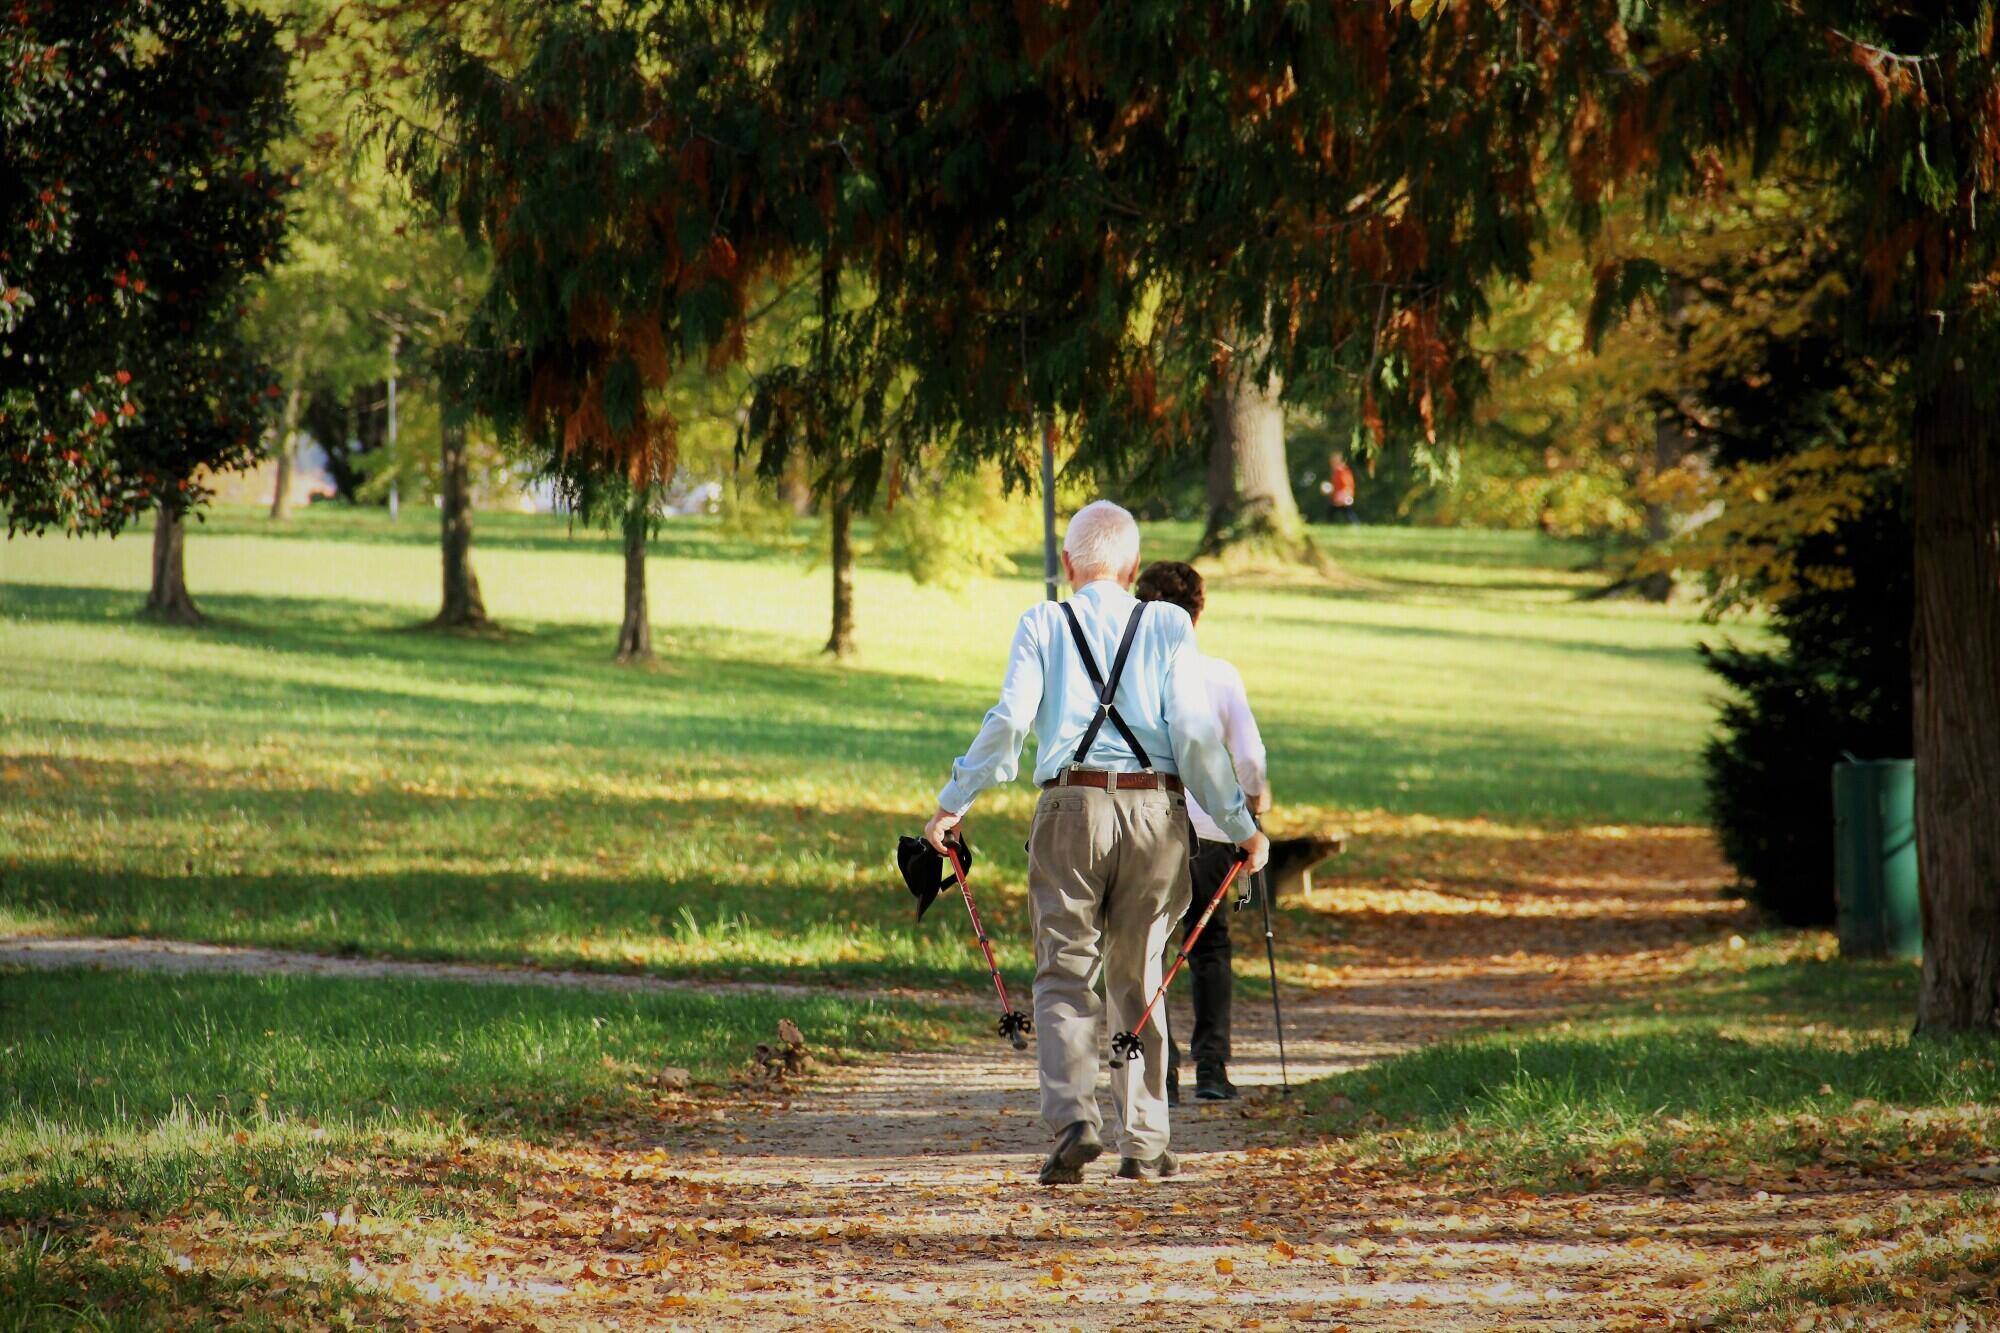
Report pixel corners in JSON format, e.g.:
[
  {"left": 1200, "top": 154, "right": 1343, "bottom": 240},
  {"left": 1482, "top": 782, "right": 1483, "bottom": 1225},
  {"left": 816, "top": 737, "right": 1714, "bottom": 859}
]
[{"left": 924, "top": 500, "right": 1269, "bottom": 1185}]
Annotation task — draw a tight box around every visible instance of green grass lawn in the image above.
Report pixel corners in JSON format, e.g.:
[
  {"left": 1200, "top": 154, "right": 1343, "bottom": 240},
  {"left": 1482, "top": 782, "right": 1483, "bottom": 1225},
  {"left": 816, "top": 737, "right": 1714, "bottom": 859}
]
[
  {"left": 1296, "top": 935, "right": 2000, "bottom": 1326},
  {"left": 2, "top": 966, "right": 948, "bottom": 1224},
  {"left": 1302, "top": 936, "right": 2000, "bottom": 1192},
  {"left": 9, "top": 504, "right": 1987, "bottom": 1330},
  {"left": 1304, "top": 928, "right": 1992, "bottom": 1184},
  {"left": 0, "top": 965, "right": 956, "bottom": 1329},
  {"left": 0, "top": 505, "right": 1724, "bottom": 987}
]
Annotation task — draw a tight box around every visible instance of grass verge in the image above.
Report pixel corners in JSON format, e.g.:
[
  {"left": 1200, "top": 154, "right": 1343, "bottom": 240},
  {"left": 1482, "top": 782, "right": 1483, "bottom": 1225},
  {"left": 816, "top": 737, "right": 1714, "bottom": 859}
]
[
  {"left": 1298, "top": 936, "right": 2000, "bottom": 1194},
  {"left": 1, "top": 965, "right": 958, "bottom": 1327}
]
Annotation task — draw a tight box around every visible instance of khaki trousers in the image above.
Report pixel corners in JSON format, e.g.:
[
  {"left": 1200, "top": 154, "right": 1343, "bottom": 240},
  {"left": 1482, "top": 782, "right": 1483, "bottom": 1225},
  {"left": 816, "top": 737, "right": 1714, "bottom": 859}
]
[{"left": 1027, "top": 782, "right": 1193, "bottom": 1159}]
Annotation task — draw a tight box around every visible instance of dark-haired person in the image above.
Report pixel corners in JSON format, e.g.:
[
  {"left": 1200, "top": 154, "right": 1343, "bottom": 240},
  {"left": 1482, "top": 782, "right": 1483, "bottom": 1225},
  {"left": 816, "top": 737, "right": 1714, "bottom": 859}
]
[{"left": 1133, "top": 561, "right": 1269, "bottom": 1103}]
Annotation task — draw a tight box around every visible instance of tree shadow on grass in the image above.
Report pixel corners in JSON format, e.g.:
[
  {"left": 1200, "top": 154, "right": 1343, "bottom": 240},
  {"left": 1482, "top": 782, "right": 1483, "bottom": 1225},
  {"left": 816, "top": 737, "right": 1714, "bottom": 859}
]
[
  {"left": 189, "top": 506, "right": 797, "bottom": 562},
  {"left": 1, "top": 860, "right": 1022, "bottom": 994},
  {"left": 2, "top": 579, "right": 992, "bottom": 766},
  {"left": 4, "top": 578, "right": 1705, "bottom": 823},
  {"left": 185, "top": 506, "right": 960, "bottom": 576},
  {"left": 1246, "top": 605, "right": 1707, "bottom": 668}
]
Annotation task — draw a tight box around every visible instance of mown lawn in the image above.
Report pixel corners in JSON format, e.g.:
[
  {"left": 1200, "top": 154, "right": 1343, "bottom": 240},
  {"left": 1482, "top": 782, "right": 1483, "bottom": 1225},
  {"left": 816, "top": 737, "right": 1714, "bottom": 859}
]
[
  {"left": 0, "top": 506, "right": 1749, "bottom": 1326},
  {"left": 0, "top": 965, "right": 956, "bottom": 1329},
  {"left": 2, "top": 965, "right": 951, "bottom": 1223},
  {"left": 1304, "top": 936, "right": 2000, "bottom": 1191},
  {"left": 0, "top": 506, "right": 1721, "bottom": 987}
]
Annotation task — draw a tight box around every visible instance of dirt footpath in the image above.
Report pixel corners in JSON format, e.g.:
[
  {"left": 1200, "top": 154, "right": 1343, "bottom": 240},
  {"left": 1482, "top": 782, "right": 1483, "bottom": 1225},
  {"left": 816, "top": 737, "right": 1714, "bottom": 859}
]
[{"left": 372, "top": 823, "right": 1826, "bottom": 1329}]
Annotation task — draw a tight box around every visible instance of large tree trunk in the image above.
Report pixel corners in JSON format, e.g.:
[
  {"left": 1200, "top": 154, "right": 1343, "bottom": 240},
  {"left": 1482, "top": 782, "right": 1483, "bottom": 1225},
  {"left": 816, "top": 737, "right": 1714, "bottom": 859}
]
[
  {"left": 428, "top": 416, "right": 491, "bottom": 630},
  {"left": 1195, "top": 355, "right": 1322, "bottom": 567},
  {"left": 615, "top": 495, "right": 652, "bottom": 663},
  {"left": 1912, "top": 342, "right": 2000, "bottom": 1035},
  {"left": 145, "top": 503, "right": 201, "bottom": 625},
  {"left": 824, "top": 484, "right": 855, "bottom": 658}
]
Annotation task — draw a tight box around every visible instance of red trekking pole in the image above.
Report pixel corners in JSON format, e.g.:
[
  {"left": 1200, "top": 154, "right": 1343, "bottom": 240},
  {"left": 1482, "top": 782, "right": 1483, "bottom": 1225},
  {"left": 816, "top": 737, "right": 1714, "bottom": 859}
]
[
  {"left": 940, "top": 834, "right": 1032, "bottom": 1051},
  {"left": 1108, "top": 848, "right": 1252, "bottom": 1068}
]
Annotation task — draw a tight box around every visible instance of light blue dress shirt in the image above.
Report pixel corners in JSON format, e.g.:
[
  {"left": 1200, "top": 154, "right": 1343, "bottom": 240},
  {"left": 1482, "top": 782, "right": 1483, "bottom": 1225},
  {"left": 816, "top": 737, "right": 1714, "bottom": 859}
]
[{"left": 936, "top": 579, "right": 1257, "bottom": 844}]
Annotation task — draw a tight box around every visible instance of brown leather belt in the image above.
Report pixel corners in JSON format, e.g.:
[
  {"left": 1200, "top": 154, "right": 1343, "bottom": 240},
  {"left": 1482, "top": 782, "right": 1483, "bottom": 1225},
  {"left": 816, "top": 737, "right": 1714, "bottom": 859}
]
[{"left": 1042, "top": 768, "right": 1184, "bottom": 794}]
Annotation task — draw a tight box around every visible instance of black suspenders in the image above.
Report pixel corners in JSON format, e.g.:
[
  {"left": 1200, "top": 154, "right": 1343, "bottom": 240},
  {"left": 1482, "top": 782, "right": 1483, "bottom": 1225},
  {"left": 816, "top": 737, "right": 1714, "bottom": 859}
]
[{"left": 1058, "top": 600, "right": 1152, "bottom": 769}]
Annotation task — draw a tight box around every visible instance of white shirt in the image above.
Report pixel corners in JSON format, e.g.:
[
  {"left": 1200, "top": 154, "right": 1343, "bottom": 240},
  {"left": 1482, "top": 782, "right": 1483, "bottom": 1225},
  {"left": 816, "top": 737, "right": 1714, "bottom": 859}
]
[{"left": 1186, "top": 652, "right": 1267, "bottom": 843}]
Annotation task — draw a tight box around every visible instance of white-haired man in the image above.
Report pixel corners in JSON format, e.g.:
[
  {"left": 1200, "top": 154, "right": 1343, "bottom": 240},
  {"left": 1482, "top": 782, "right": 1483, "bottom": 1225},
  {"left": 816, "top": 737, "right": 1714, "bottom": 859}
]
[{"left": 924, "top": 500, "right": 1270, "bottom": 1185}]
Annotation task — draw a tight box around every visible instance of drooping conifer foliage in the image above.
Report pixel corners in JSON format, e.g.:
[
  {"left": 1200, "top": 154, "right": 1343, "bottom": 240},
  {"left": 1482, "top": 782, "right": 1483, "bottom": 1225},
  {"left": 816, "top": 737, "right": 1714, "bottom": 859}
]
[
  {"left": 0, "top": 0, "right": 292, "bottom": 538},
  {"left": 391, "top": 3, "right": 1643, "bottom": 495}
]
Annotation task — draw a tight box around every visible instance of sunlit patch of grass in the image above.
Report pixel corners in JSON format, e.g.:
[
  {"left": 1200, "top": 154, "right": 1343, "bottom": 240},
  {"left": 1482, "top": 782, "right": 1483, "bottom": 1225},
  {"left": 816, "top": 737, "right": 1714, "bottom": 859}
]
[
  {"left": 1, "top": 967, "right": 959, "bottom": 1223},
  {"left": 1717, "top": 1192, "right": 2000, "bottom": 1329},
  {"left": 4, "top": 513, "right": 1722, "bottom": 974},
  {"left": 0, "top": 966, "right": 962, "bottom": 1328},
  {"left": 1298, "top": 937, "right": 2000, "bottom": 1193}
]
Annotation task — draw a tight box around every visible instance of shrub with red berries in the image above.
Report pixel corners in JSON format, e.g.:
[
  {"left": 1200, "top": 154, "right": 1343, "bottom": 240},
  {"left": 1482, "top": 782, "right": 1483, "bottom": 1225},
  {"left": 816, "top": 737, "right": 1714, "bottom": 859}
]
[{"left": 0, "top": 0, "right": 291, "bottom": 535}]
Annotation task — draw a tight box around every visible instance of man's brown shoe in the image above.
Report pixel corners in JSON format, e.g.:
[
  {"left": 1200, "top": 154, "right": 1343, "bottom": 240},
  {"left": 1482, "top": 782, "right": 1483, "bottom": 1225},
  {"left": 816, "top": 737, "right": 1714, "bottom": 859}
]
[
  {"left": 1115, "top": 1150, "right": 1181, "bottom": 1180},
  {"left": 1037, "top": 1121, "right": 1105, "bottom": 1186}
]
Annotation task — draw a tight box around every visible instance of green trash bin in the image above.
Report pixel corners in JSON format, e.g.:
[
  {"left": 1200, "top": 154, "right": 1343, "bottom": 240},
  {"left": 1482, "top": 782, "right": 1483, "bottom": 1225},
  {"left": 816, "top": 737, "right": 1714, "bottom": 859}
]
[{"left": 1832, "top": 758, "right": 1922, "bottom": 959}]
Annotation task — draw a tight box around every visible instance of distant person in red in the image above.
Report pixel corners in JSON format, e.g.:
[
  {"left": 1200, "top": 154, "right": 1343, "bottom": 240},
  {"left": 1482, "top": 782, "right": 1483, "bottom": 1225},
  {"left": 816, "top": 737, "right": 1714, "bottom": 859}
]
[{"left": 1321, "top": 453, "right": 1359, "bottom": 523}]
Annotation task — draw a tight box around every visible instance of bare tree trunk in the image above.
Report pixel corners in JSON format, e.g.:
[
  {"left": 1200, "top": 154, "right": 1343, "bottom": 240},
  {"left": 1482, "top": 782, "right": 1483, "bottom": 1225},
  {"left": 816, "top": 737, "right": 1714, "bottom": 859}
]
[
  {"left": 269, "top": 353, "right": 305, "bottom": 521},
  {"left": 825, "top": 484, "right": 855, "bottom": 658},
  {"left": 778, "top": 454, "right": 815, "bottom": 517},
  {"left": 1195, "top": 349, "right": 1322, "bottom": 567},
  {"left": 1636, "top": 286, "right": 1696, "bottom": 601},
  {"left": 1637, "top": 414, "right": 1683, "bottom": 602},
  {"left": 1912, "top": 337, "right": 2000, "bottom": 1035},
  {"left": 428, "top": 415, "right": 491, "bottom": 630},
  {"left": 615, "top": 494, "right": 653, "bottom": 662},
  {"left": 144, "top": 503, "right": 201, "bottom": 625}
]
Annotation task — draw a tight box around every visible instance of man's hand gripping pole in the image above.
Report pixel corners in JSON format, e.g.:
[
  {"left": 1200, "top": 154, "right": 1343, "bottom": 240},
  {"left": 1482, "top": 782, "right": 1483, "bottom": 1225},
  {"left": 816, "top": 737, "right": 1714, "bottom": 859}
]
[
  {"left": 1108, "top": 848, "right": 1252, "bottom": 1069},
  {"left": 939, "top": 835, "right": 1032, "bottom": 1051}
]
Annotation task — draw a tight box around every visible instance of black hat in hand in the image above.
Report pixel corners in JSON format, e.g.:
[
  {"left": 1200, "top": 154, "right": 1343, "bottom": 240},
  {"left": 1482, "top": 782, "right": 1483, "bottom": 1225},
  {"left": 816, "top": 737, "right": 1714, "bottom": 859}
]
[{"left": 895, "top": 833, "right": 972, "bottom": 921}]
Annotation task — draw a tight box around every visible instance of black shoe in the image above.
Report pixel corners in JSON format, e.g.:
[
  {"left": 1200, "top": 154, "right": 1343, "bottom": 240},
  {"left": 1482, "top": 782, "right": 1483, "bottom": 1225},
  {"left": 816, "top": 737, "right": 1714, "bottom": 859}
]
[
  {"left": 1115, "top": 1150, "right": 1181, "bottom": 1180},
  {"left": 1166, "top": 1068, "right": 1181, "bottom": 1107},
  {"left": 1194, "top": 1063, "right": 1238, "bottom": 1102},
  {"left": 1037, "top": 1121, "right": 1105, "bottom": 1186}
]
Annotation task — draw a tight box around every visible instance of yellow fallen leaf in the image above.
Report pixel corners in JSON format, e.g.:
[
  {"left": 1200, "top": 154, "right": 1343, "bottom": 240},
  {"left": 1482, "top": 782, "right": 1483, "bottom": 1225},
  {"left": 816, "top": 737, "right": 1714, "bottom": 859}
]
[{"left": 1214, "top": 1257, "right": 1234, "bottom": 1275}]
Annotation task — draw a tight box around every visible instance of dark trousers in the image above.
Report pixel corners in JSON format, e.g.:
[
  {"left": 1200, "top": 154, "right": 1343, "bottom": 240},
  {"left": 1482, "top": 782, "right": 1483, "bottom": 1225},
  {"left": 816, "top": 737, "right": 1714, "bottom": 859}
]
[{"left": 1167, "top": 838, "right": 1237, "bottom": 1075}]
